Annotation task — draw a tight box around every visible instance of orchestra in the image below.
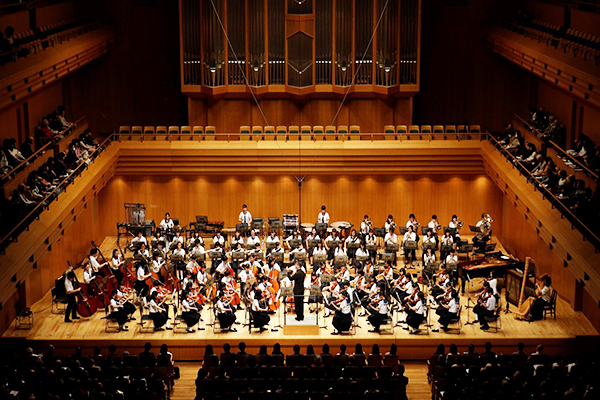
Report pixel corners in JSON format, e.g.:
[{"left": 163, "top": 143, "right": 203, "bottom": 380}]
[{"left": 57, "top": 208, "right": 548, "bottom": 339}]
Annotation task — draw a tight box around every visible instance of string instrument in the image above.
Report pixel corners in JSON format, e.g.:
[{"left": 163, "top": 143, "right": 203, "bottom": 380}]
[
  {"left": 268, "top": 266, "right": 280, "bottom": 293},
  {"left": 67, "top": 261, "right": 99, "bottom": 317},
  {"left": 404, "top": 290, "right": 419, "bottom": 308},
  {"left": 188, "top": 284, "right": 205, "bottom": 307},
  {"left": 116, "top": 238, "right": 136, "bottom": 289},
  {"left": 266, "top": 280, "right": 280, "bottom": 311},
  {"left": 477, "top": 288, "right": 492, "bottom": 305},
  {"left": 224, "top": 279, "right": 241, "bottom": 306},
  {"left": 205, "top": 283, "right": 218, "bottom": 302}
]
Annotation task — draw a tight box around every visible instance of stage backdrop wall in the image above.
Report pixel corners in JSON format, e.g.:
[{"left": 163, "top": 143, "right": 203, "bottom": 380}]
[{"left": 97, "top": 174, "right": 504, "bottom": 240}]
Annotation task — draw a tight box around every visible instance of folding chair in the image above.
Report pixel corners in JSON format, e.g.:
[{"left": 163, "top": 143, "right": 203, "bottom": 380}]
[
  {"left": 191, "top": 125, "right": 203, "bottom": 140},
  {"left": 131, "top": 126, "right": 143, "bottom": 141},
  {"left": 337, "top": 125, "right": 349, "bottom": 140},
  {"left": 445, "top": 305, "right": 462, "bottom": 334},
  {"left": 421, "top": 125, "right": 432, "bottom": 140},
  {"left": 445, "top": 125, "right": 457, "bottom": 140},
  {"left": 325, "top": 125, "right": 337, "bottom": 140},
  {"left": 408, "top": 125, "right": 419, "bottom": 139},
  {"left": 156, "top": 126, "right": 167, "bottom": 140},
  {"left": 349, "top": 125, "right": 361, "bottom": 140}
]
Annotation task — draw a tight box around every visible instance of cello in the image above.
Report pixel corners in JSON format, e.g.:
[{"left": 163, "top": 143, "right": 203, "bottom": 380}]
[{"left": 67, "top": 261, "right": 99, "bottom": 317}]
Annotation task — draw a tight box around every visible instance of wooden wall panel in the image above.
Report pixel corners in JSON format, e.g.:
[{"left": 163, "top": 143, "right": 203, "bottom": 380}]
[
  {"left": 36, "top": 1, "right": 75, "bottom": 28},
  {"left": 582, "top": 286, "right": 600, "bottom": 332},
  {"left": 26, "top": 81, "right": 63, "bottom": 135},
  {"left": 537, "top": 80, "right": 574, "bottom": 144},
  {"left": 581, "top": 104, "right": 600, "bottom": 143},
  {"left": 0, "top": 106, "right": 19, "bottom": 144},
  {"left": 98, "top": 174, "right": 503, "bottom": 238},
  {"left": 571, "top": 9, "right": 600, "bottom": 37},
  {"left": 526, "top": 1, "right": 565, "bottom": 25},
  {"left": 191, "top": 98, "right": 412, "bottom": 132},
  {"left": 0, "top": 10, "right": 30, "bottom": 34}
]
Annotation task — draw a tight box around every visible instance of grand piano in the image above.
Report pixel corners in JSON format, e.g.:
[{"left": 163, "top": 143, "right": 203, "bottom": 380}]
[{"left": 456, "top": 252, "right": 523, "bottom": 294}]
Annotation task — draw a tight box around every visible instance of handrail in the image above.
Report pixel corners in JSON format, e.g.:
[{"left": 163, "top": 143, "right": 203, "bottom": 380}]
[
  {"left": 514, "top": 114, "right": 599, "bottom": 181},
  {"left": 1, "top": 141, "right": 51, "bottom": 183},
  {"left": 488, "top": 134, "right": 600, "bottom": 249},
  {"left": 0, "top": 134, "right": 113, "bottom": 250}
]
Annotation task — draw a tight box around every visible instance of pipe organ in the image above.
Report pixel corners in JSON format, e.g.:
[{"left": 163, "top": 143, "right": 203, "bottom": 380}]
[{"left": 180, "top": 0, "right": 420, "bottom": 99}]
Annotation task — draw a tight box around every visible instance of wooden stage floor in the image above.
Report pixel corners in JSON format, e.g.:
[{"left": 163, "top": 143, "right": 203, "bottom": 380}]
[{"left": 3, "top": 235, "right": 599, "bottom": 360}]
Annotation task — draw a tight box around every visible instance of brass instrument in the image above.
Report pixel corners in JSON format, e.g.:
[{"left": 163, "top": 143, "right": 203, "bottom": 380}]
[{"left": 457, "top": 218, "right": 464, "bottom": 228}]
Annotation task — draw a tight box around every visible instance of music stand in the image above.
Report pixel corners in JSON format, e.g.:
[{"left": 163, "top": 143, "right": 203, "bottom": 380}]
[
  {"left": 279, "top": 286, "right": 293, "bottom": 298},
  {"left": 423, "top": 242, "right": 436, "bottom": 251},
  {"left": 320, "top": 274, "right": 333, "bottom": 284},
  {"left": 194, "top": 253, "right": 206, "bottom": 262},
  {"left": 313, "top": 254, "right": 327, "bottom": 263},
  {"left": 315, "top": 223, "right": 327, "bottom": 235},
  {"left": 278, "top": 269, "right": 287, "bottom": 280},
  {"left": 252, "top": 251, "right": 264, "bottom": 260},
  {"left": 310, "top": 285, "right": 322, "bottom": 296},
  {"left": 444, "top": 227, "right": 457, "bottom": 235},
  {"left": 269, "top": 219, "right": 282, "bottom": 231},
  {"left": 266, "top": 241, "right": 278, "bottom": 249},
  {"left": 347, "top": 242, "right": 360, "bottom": 249},
  {"left": 458, "top": 243, "right": 473, "bottom": 255},
  {"left": 421, "top": 226, "right": 431, "bottom": 235},
  {"left": 208, "top": 251, "right": 222, "bottom": 260},
  {"left": 468, "top": 225, "right": 481, "bottom": 234},
  {"left": 400, "top": 227, "right": 408, "bottom": 234},
  {"left": 271, "top": 251, "right": 284, "bottom": 263},
  {"left": 334, "top": 255, "right": 348, "bottom": 267},
  {"left": 366, "top": 243, "right": 378, "bottom": 252},
  {"left": 293, "top": 251, "right": 306, "bottom": 260},
  {"left": 308, "top": 239, "right": 321, "bottom": 248},
  {"left": 251, "top": 218, "right": 263, "bottom": 231},
  {"left": 373, "top": 228, "right": 385, "bottom": 238},
  {"left": 356, "top": 255, "right": 369, "bottom": 262},
  {"left": 446, "top": 263, "right": 458, "bottom": 274},
  {"left": 386, "top": 243, "right": 400, "bottom": 252},
  {"left": 440, "top": 244, "right": 453, "bottom": 253},
  {"left": 232, "top": 251, "right": 245, "bottom": 261},
  {"left": 236, "top": 223, "right": 249, "bottom": 234},
  {"left": 484, "top": 243, "right": 497, "bottom": 252},
  {"left": 289, "top": 239, "right": 301, "bottom": 248},
  {"left": 245, "top": 243, "right": 256, "bottom": 251},
  {"left": 380, "top": 253, "right": 394, "bottom": 263},
  {"left": 172, "top": 218, "right": 180, "bottom": 227}
]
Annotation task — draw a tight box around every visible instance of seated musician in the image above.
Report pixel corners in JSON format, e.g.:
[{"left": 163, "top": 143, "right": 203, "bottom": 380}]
[
  {"left": 384, "top": 214, "right": 396, "bottom": 233},
  {"left": 422, "top": 229, "right": 438, "bottom": 252},
  {"left": 448, "top": 215, "right": 462, "bottom": 242},
  {"left": 353, "top": 243, "right": 369, "bottom": 272},
  {"left": 379, "top": 261, "right": 394, "bottom": 281},
  {"left": 116, "top": 282, "right": 137, "bottom": 319},
  {"left": 317, "top": 205, "right": 330, "bottom": 225},
  {"left": 289, "top": 243, "right": 307, "bottom": 270},
  {"left": 325, "top": 229, "right": 340, "bottom": 261},
  {"left": 345, "top": 229, "right": 360, "bottom": 264},
  {"left": 440, "top": 230, "right": 454, "bottom": 261},
  {"left": 422, "top": 247, "right": 436, "bottom": 268},
  {"left": 334, "top": 241, "right": 347, "bottom": 262},
  {"left": 130, "top": 231, "right": 147, "bottom": 250},
  {"left": 230, "top": 230, "right": 244, "bottom": 250},
  {"left": 336, "top": 265, "right": 350, "bottom": 283},
  {"left": 473, "top": 213, "right": 492, "bottom": 251},
  {"left": 360, "top": 215, "right": 372, "bottom": 236},
  {"left": 518, "top": 274, "right": 552, "bottom": 321},
  {"left": 197, "top": 264, "right": 208, "bottom": 289},
  {"left": 352, "top": 271, "right": 367, "bottom": 314},
  {"left": 148, "top": 291, "right": 171, "bottom": 331},
  {"left": 185, "top": 255, "right": 200, "bottom": 278},
  {"left": 384, "top": 227, "right": 399, "bottom": 265},
  {"left": 238, "top": 262, "right": 255, "bottom": 297},
  {"left": 248, "top": 242, "right": 263, "bottom": 264},
  {"left": 247, "top": 230, "right": 261, "bottom": 248},
  {"left": 110, "top": 249, "right": 124, "bottom": 285},
  {"left": 393, "top": 271, "right": 415, "bottom": 306},
  {"left": 170, "top": 230, "right": 184, "bottom": 250},
  {"left": 364, "top": 229, "right": 377, "bottom": 263},
  {"left": 485, "top": 270, "right": 498, "bottom": 296},
  {"left": 431, "top": 270, "right": 451, "bottom": 300},
  {"left": 229, "top": 242, "right": 246, "bottom": 275},
  {"left": 89, "top": 248, "right": 107, "bottom": 277},
  {"left": 306, "top": 227, "right": 320, "bottom": 262},
  {"left": 137, "top": 243, "right": 150, "bottom": 260},
  {"left": 285, "top": 230, "right": 302, "bottom": 250},
  {"left": 188, "top": 231, "right": 204, "bottom": 250},
  {"left": 445, "top": 249, "right": 458, "bottom": 266},
  {"left": 181, "top": 270, "right": 196, "bottom": 297},
  {"left": 474, "top": 282, "right": 496, "bottom": 330},
  {"left": 312, "top": 241, "right": 327, "bottom": 271},
  {"left": 251, "top": 289, "right": 278, "bottom": 332},
  {"left": 433, "top": 289, "right": 459, "bottom": 332},
  {"left": 367, "top": 287, "right": 389, "bottom": 333},
  {"left": 363, "top": 259, "right": 374, "bottom": 277},
  {"left": 315, "top": 261, "right": 332, "bottom": 277},
  {"left": 308, "top": 272, "right": 322, "bottom": 313},
  {"left": 134, "top": 261, "right": 151, "bottom": 296},
  {"left": 265, "top": 231, "right": 280, "bottom": 255},
  {"left": 428, "top": 214, "right": 441, "bottom": 236},
  {"left": 189, "top": 239, "right": 204, "bottom": 261},
  {"left": 323, "top": 278, "right": 341, "bottom": 317},
  {"left": 359, "top": 276, "right": 378, "bottom": 317},
  {"left": 265, "top": 256, "right": 281, "bottom": 281},
  {"left": 159, "top": 212, "right": 174, "bottom": 230},
  {"left": 108, "top": 290, "right": 129, "bottom": 331},
  {"left": 212, "top": 231, "right": 226, "bottom": 247},
  {"left": 181, "top": 291, "right": 203, "bottom": 332},
  {"left": 209, "top": 242, "right": 225, "bottom": 274},
  {"left": 331, "top": 290, "right": 353, "bottom": 335},
  {"left": 406, "top": 291, "right": 426, "bottom": 335},
  {"left": 217, "top": 292, "right": 237, "bottom": 332},
  {"left": 402, "top": 226, "right": 417, "bottom": 265},
  {"left": 270, "top": 241, "right": 284, "bottom": 256},
  {"left": 151, "top": 252, "right": 165, "bottom": 284}
]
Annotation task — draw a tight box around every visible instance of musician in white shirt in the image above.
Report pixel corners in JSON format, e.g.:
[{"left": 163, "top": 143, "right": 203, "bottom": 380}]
[
  {"left": 265, "top": 231, "right": 280, "bottom": 255},
  {"left": 433, "top": 289, "right": 459, "bottom": 332},
  {"left": 213, "top": 232, "right": 225, "bottom": 247},
  {"left": 354, "top": 243, "right": 369, "bottom": 272},
  {"left": 422, "top": 229, "right": 437, "bottom": 251},
  {"left": 286, "top": 230, "right": 302, "bottom": 250},
  {"left": 407, "top": 291, "right": 425, "bottom": 334},
  {"left": 384, "top": 214, "right": 396, "bottom": 233},
  {"left": 440, "top": 229, "right": 454, "bottom": 261},
  {"left": 345, "top": 229, "right": 360, "bottom": 264},
  {"left": 360, "top": 215, "right": 372, "bottom": 236},
  {"left": 317, "top": 205, "right": 330, "bottom": 225},
  {"left": 448, "top": 214, "right": 462, "bottom": 240},
  {"left": 325, "top": 230, "right": 339, "bottom": 261},
  {"left": 170, "top": 231, "right": 184, "bottom": 249},
  {"left": 445, "top": 249, "right": 458, "bottom": 265},
  {"left": 402, "top": 225, "right": 417, "bottom": 265},
  {"left": 422, "top": 247, "right": 436, "bottom": 267},
  {"left": 306, "top": 227, "right": 320, "bottom": 255},
  {"left": 131, "top": 231, "right": 147, "bottom": 248},
  {"left": 427, "top": 214, "right": 441, "bottom": 235},
  {"left": 137, "top": 243, "right": 150, "bottom": 259},
  {"left": 238, "top": 263, "right": 255, "bottom": 296},
  {"left": 406, "top": 213, "right": 419, "bottom": 230},
  {"left": 367, "top": 289, "right": 389, "bottom": 333},
  {"left": 159, "top": 213, "right": 174, "bottom": 230},
  {"left": 238, "top": 204, "right": 252, "bottom": 225}
]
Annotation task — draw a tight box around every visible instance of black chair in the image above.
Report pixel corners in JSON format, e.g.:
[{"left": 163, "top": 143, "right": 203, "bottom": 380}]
[
  {"left": 15, "top": 303, "right": 33, "bottom": 329},
  {"left": 51, "top": 280, "right": 68, "bottom": 314},
  {"left": 544, "top": 290, "right": 558, "bottom": 320}
]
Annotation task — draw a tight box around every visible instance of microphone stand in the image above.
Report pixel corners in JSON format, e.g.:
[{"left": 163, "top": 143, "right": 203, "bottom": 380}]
[
  {"left": 505, "top": 289, "right": 512, "bottom": 314},
  {"left": 464, "top": 296, "right": 475, "bottom": 325}
]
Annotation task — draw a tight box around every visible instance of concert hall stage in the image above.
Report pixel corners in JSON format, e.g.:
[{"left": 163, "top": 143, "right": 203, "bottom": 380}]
[{"left": 2, "top": 236, "right": 598, "bottom": 360}]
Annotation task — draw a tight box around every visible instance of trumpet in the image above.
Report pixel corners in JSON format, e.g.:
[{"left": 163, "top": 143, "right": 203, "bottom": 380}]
[{"left": 366, "top": 220, "right": 373, "bottom": 228}]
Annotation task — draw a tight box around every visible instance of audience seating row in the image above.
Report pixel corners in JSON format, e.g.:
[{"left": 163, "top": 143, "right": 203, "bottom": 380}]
[{"left": 117, "top": 124, "right": 483, "bottom": 141}]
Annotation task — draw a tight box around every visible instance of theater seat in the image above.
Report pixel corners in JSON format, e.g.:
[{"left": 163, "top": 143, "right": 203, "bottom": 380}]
[
  {"left": 252, "top": 126, "right": 263, "bottom": 141},
  {"left": 408, "top": 125, "right": 419, "bottom": 140},
  {"left": 384, "top": 125, "right": 395, "bottom": 140},
  {"left": 239, "top": 125, "right": 251, "bottom": 141},
  {"left": 143, "top": 126, "right": 155, "bottom": 141},
  {"left": 421, "top": 125, "right": 432, "bottom": 140},
  {"left": 337, "top": 125, "right": 349, "bottom": 140},
  {"left": 205, "top": 126, "right": 216, "bottom": 140},
  {"left": 288, "top": 125, "right": 299, "bottom": 141},
  {"left": 469, "top": 125, "right": 481, "bottom": 133},
  {"left": 445, "top": 125, "right": 457, "bottom": 140},
  {"left": 276, "top": 125, "right": 287, "bottom": 140},
  {"left": 349, "top": 125, "right": 361, "bottom": 140},
  {"left": 156, "top": 126, "right": 167, "bottom": 140},
  {"left": 301, "top": 125, "right": 312, "bottom": 141},
  {"left": 119, "top": 126, "right": 131, "bottom": 140},
  {"left": 131, "top": 126, "right": 143, "bottom": 140},
  {"left": 396, "top": 125, "right": 407, "bottom": 141},
  {"left": 264, "top": 126, "right": 275, "bottom": 140},
  {"left": 190, "top": 126, "right": 202, "bottom": 140},
  {"left": 432, "top": 125, "right": 444, "bottom": 140},
  {"left": 313, "top": 125, "right": 325, "bottom": 140},
  {"left": 325, "top": 125, "right": 336, "bottom": 139},
  {"left": 168, "top": 126, "right": 179, "bottom": 140}
]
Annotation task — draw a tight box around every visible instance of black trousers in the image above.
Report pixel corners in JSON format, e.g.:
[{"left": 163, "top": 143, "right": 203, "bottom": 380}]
[
  {"left": 294, "top": 294, "right": 304, "bottom": 319},
  {"left": 65, "top": 293, "right": 78, "bottom": 321}
]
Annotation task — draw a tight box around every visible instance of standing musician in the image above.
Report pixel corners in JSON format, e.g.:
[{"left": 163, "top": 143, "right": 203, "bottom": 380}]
[
  {"left": 159, "top": 212, "right": 174, "bottom": 230},
  {"left": 89, "top": 248, "right": 107, "bottom": 277},
  {"left": 433, "top": 288, "right": 459, "bottom": 332},
  {"left": 474, "top": 213, "right": 493, "bottom": 251},
  {"left": 110, "top": 249, "right": 125, "bottom": 285},
  {"left": 406, "top": 291, "right": 426, "bottom": 335},
  {"left": 238, "top": 204, "right": 252, "bottom": 225},
  {"left": 354, "top": 243, "right": 369, "bottom": 272},
  {"left": 360, "top": 215, "right": 372, "bottom": 236},
  {"left": 83, "top": 262, "right": 98, "bottom": 293},
  {"left": 251, "top": 289, "right": 278, "bottom": 332},
  {"left": 134, "top": 261, "right": 152, "bottom": 296},
  {"left": 367, "top": 287, "right": 389, "bottom": 333},
  {"left": 345, "top": 229, "right": 360, "bottom": 265},
  {"left": 247, "top": 229, "right": 261, "bottom": 248},
  {"left": 181, "top": 291, "right": 203, "bottom": 332},
  {"left": 331, "top": 290, "right": 353, "bottom": 335},
  {"left": 265, "top": 231, "right": 280, "bottom": 255},
  {"left": 317, "top": 205, "right": 330, "bottom": 225},
  {"left": 384, "top": 227, "right": 399, "bottom": 265},
  {"left": 108, "top": 290, "right": 129, "bottom": 331},
  {"left": 306, "top": 227, "right": 320, "bottom": 263},
  {"left": 289, "top": 261, "right": 306, "bottom": 321},
  {"left": 473, "top": 281, "right": 496, "bottom": 330},
  {"left": 384, "top": 214, "right": 396, "bottom": 233},
  {"left": 64, "top": 271, "right": 81, "bottom": 323},
  {"left": 285, "top": 230, "right": 303, "bottom": 250},
  {"left": 448, "top": 215, "right": 462, "bottom": 242},
  {"left": 428, "top": 215, "right": 442, "bottom": 235},
  {"left": 217, "top": 292, "right": 237, "bottom": 332},
  {"left": 325, "top": 229, "right": 340, "bottom": 262},
  {"left": 440, "top": 229, "right": 454, "bottom": 261},
  {"left": 148, "top": 291, "right": 171, "bottom": 331},
  {"left": 402, "top": 225, "right": 417, "bottom": 265}
]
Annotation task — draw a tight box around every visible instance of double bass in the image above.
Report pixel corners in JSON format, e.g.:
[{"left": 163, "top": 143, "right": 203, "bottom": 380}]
[
  {"left": 91, "top": 241, "right": 118, "bottom": 306},
  {"left": 67, "top": 261, "right": 100, "bottom": 317},
  {"left": 116, "top": 237, "right": 136, "bottom": 289}
]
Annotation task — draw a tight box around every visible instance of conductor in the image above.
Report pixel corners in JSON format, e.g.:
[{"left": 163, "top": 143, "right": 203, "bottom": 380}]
[{"left": 289, "top": 261, "right": 306, "bottom": 321}]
